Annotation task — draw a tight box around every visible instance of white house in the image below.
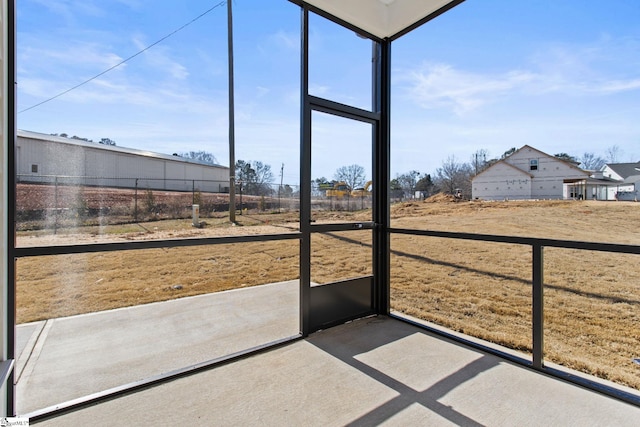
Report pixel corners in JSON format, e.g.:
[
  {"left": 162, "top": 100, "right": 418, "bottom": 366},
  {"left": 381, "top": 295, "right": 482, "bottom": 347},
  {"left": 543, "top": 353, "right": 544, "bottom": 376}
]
[
  {"left": 600, "top": 163, "right": 640, "bottom": 200},
  {"left": 472, "top": 145, "right": 589, "bottom": 200},
  {"left": 16, "top": 130, "right": 230, "bottom": 193},
  {"left": 601, "top": 162, "right": 640, "bottom": 181}
]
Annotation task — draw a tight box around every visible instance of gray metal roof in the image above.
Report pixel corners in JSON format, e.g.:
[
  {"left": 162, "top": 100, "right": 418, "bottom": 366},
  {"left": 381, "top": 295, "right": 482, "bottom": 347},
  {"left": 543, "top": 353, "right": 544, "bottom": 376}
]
[
  {"left": 622, "top": 174, "right": 640, "bottom": 185},
  {"left": 605, "top": 163, "right": 640, "bottom": 180},
  {"left": 17, "top": 129, "right": 228, "bottom": 170}
]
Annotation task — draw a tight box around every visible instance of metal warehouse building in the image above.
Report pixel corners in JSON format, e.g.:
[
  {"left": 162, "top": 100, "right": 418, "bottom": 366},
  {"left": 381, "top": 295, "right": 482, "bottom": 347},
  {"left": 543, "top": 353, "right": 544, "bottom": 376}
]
[{"left": 16, "top": 130, "right": 229, "bottom": 193}]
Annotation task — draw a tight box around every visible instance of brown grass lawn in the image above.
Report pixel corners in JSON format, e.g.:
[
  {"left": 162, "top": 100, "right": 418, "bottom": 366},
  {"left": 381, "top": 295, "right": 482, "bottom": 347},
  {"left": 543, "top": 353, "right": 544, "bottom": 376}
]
[{"left": 16, "top": 198, "right": 640, "bottom": 390}]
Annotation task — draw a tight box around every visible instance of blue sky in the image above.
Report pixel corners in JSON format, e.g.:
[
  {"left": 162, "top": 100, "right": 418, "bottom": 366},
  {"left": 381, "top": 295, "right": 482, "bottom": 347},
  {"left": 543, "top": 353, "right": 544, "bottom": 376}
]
[{"left": 17, "top": 0, "right": 640, "bottom": 185}]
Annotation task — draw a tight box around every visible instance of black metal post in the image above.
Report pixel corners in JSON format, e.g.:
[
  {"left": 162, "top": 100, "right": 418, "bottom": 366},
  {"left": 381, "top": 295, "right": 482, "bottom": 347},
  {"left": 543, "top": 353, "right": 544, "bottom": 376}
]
[
  {"left": 7, "top": 0, "right": 17, "bottom": 414},
  {"left": 532, "top": 244, "right": 544, "bottom": 369},
  {"left": 373, "top": 40, "right": 391, "bottom": 314},
  {"left": 299, "top": 6, "right": 311, "bottom": 336}
]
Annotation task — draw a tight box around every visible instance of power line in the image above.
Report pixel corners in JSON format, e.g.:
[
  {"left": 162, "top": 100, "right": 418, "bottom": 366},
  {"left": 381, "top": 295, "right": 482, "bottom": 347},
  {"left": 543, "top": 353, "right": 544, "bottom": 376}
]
[{"left": 18, "top": 1, "right": 227, "bottom": 114}]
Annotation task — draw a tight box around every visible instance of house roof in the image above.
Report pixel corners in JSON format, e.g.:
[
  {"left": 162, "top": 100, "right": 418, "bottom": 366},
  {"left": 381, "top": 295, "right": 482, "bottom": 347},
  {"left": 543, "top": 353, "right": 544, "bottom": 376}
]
[
  {"left": 622, "top": 174, "right": 640, "bottom": 185},
  {"left": 565, "top": 177, "right": 621, "bottom": 185},
  {"left": 510, "top": 145, "right": 588, "bottom": 174},
  {"left": 473, "top": 144, "right": 589, "bottom": 181},
  {"left": 605, "top": 163, "right": 640, "bottom": 179},
  {"left": 17, "top": 129, "right": 229, "bottom": 170},
  {"left": 290, "top": 0, "right": 465, "bottom": 40}
]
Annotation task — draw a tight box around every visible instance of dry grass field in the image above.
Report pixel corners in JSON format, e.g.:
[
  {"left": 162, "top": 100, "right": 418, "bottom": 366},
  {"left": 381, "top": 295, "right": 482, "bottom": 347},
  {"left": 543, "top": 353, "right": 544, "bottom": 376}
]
[
  {"left": 16, "top": 198, "right": 640, "bottom": 390},
  {"left": 389, "top": 198, "right": 640, "bottom": 390}
]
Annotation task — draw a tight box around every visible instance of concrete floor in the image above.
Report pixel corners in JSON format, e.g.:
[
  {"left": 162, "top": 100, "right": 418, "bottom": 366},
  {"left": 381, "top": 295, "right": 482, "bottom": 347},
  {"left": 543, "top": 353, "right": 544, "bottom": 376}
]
[
  {"left": 30, "top": 315, "right": 640, "bottom": 426},
  {"left": 16, "top": 280, "right": 300, "bottom": 414}
]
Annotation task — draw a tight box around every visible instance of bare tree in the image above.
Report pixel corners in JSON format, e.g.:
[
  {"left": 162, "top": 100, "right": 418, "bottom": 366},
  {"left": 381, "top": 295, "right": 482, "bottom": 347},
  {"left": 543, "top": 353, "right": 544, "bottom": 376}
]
[
  {"left": 580, "top": 152, "right": 606, "bottom": 170},
  {"left": 334, "top": 164, "right": 366, "bottom": 190},
  {"left": 415, "top": 174, "right": 435, "bottom": 197},
  {"left": 434, "top": 155, "right": 473, "bottom": 197},
  {"left": 606, "top": 145, "right": 623, "bottom": 163},
  {"left": 501, "top": 147, "right": 516, "bottom": 159},
  {"left": 179, "top": 151, "right": 218, "bottom": 165},
  {"left": 235, "top": 160, "right": 274, "bottom": 195},
  {"left": 390, "top": 178, "right": 403, "bottom": 199},
  {"left": 554, "top": 152, "right": 578, "bottom": 164},
  {"left": 99, "top": 138, "right": 116, "bottom": 146},
  {"left": 396, "top": 170, "right": 420, "bottom": 198},
  {"left": 470, "top": 149, "right": 490, "bottom": 175}
]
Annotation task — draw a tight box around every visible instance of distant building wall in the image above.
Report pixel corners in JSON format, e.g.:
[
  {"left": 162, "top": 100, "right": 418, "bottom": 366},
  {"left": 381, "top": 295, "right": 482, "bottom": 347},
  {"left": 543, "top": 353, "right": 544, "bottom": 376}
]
[
  {"left": 16, "top": 131, "right": 230, "bottom": 192},
  {"left": 472, "top": 162, "right": 532, "bottom": 200},
  {"left": 507, "top": 147, "right": 586, "bottom": 199}
]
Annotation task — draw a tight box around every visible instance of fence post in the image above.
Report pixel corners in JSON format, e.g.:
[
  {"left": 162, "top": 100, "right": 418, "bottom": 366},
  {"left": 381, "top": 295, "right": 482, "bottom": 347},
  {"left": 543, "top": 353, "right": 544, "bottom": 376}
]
[
  {"left": 532, "top": 244, "right": 544, "bottom": 369},
  {"left": 134, "top": 178, "right": 138, "bottom": 222},
  {"left": 54, "top": 175, "right": 58, "bottom": 234}
]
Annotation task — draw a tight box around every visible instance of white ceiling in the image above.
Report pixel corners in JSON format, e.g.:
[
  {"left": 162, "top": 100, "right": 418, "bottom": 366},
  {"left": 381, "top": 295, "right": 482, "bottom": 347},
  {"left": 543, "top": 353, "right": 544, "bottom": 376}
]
[{"left": 302, "top": 0, "right": 462, "bottom": 39}]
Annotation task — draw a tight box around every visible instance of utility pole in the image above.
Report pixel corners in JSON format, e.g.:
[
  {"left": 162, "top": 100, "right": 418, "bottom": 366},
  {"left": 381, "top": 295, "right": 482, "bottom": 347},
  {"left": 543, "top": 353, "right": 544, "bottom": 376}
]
[{"left": 227, "top": 0, "right": 236, "bottom": 223}]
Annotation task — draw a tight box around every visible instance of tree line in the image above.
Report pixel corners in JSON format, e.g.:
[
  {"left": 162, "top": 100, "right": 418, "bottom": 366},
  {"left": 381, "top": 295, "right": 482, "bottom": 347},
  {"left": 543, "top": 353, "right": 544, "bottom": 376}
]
[
  {"left": 51, "top": 133, "right": 116, "bottom": 146},
  {"left": 391, "top": 145, "right": 628, "bottom": 200},
  {"left": 170, "top": 143, "right": 631, "bottom": 200}
]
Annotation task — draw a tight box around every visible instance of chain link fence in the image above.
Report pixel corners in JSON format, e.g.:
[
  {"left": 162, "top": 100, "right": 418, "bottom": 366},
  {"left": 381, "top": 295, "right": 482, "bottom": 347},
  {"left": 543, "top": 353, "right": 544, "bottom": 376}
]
[
  {"left": 16, "top": 175, "right": 380, "bottom": 231},
  {"left": 16, "top": 175, "right": 302, "bottom": 231}
]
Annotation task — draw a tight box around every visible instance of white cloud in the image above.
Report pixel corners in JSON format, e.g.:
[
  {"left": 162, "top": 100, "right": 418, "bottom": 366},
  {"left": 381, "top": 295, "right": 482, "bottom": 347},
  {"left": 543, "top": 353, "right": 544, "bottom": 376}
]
[
  {"left": 397, "top": 54, "right": 640, "bottom": 116},
  {"left": 586, "top": 78, "right": 640, "bottom": 94},
  {"left": 19, "top": 40, "right": 124, "bottom": 76},
  {"left": 269, "top": 30, "right": 298, "bottom": 51},
  {"left": 255, "top": 86, "right": 270, "bottom": 98},
  {"left": 28, "top": 0, "right": 106, "bottom": 20},
  {"left": 132, "top": 36, "right": 189, "bottom": 80},
  {"left": 527, "top": 35, "right": 640, "bottom": 95},
  {"left": 397, "top": 63, "right": 537, "bottom": 115},
  {"left": 398, "top": 35, "right": 640, "bottom": 116},
  {"left": 309, "top": 83, "right": 330, "bottom": 96}
]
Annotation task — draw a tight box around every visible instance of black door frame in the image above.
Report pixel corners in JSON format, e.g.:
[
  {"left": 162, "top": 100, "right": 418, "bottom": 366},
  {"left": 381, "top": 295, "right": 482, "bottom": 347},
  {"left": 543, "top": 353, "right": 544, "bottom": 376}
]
[{"left": 298, "top": 5, "right": 391, "bottom": 336}]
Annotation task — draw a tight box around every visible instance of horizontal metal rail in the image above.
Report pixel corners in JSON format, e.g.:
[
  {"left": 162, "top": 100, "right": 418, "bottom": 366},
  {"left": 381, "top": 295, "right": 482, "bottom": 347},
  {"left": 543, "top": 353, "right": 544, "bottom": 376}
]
[
  {"left": 309, "top": 95, "right": 380, "bottom": 124},
  {"left": 15, "top": 232, "right": 301, "bottom": 258},
  {"left": 310, "top": 221, "right": 375, "bottom": 233},
  {"left": 389, "top": 226, "right": 640, "bottom": 406},
  {"left": 390, "top": 227, "right": 640, "bottom": 254}
]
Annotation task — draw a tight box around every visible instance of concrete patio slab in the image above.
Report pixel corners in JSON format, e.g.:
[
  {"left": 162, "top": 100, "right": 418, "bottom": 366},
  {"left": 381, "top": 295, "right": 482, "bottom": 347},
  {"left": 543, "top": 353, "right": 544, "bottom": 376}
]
[
  {"left": 34, "top": 315, "right": 640, "bottom": 426},
  {"left": 16, "top": 280, "right": 300, "bottom": 414}
]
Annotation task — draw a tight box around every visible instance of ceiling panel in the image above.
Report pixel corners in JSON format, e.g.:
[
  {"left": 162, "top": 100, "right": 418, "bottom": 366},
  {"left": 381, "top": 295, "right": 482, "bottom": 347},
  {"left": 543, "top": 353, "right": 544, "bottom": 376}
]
[{"left": 300, "top": 0, "right": 462, "bottom": 39}]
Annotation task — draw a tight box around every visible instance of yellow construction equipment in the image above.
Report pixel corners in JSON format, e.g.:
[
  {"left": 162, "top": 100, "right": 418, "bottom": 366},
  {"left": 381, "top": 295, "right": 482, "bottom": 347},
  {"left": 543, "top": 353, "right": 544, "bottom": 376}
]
[
  {"left": 326, "top": 182, "right": 351, "bottom": 198},
  {"left": 351, "top": 180, "right": 372, "bottom": 197}
]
